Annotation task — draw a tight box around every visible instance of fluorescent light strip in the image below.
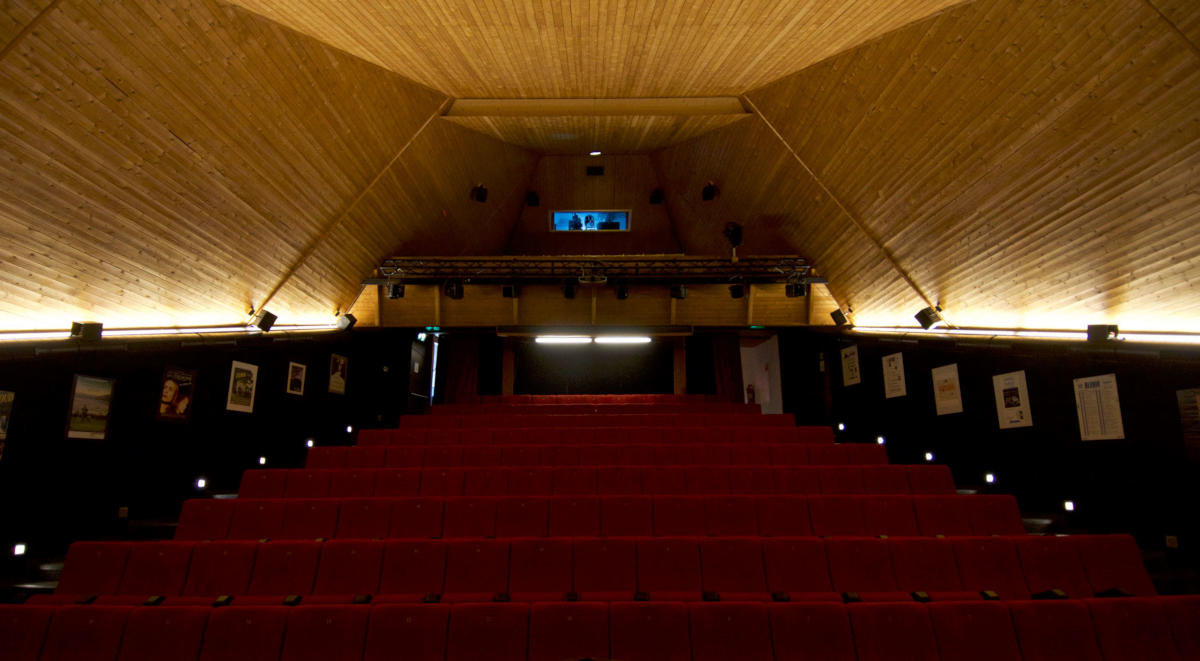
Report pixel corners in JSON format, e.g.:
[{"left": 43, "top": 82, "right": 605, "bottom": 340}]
[
  {"left": 535, "top": 336, "right": 593, "bottom": 344},
  {"left": 594, "top": 336, "right": 652, "bottom": 344},
  {"left": 0, "top": 323, "right": 341, "bottom": 343},
  {"left": 853, "top": 326, "right": 1200, "bottom": 344}
]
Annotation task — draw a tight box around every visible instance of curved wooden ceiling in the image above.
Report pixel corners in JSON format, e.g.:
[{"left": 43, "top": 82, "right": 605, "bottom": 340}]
[{"left": 0, "top": 0, "right": 1197, "bottom": 332}]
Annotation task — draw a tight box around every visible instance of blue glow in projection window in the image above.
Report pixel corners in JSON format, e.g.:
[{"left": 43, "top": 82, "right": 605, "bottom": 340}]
[{"left": 550, "top": 210, "right": 630, "bottom": 231}]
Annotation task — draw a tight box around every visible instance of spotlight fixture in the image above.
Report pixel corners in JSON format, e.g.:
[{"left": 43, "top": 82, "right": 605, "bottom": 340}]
[
  {"left": 336, "top": 313, "right": 357, "bottom": 331},
  {"left": 728, "top": 284, "right": 745, "bottom": 299},
  {"left": 386, "top": 283, "right": 405, "bottom": 299},
  {"left": 562, "top": 282, "right": 577, "bottom": 299},
  {"left": 615, "top": 283, "right": 630, "bottom": 300},
  {"left": 470, "top": 184, "right": 488, "bottom": 203},
  {"left": 701, "top": 181, "right": 720, "bottom": 201},
  {"left": 831, "top": 309, "right": 851, "bottom": 326},
  {"left": 444, "top": 280, "right": 464, "bottom": 300},
  {"left": 785, "top": 283, "right": 809, "bottom": 298},
  {"left": 69, "top": 321, "right": 103, "bottom": 341},
  {"left": 251, "top": 310, "right": 277, "bottom": 332},
  {"left": 1087, "top": 324, "right": 1119, "bottom": 342},
  {"left": 670, "top": 285, "right": 688, "bottom": 299},
  {"left": 525, "top": 190, "right": 540, "bottom": 207},
  {"left": 649, "top": 188, "right": 664, "bottom": 204},
  {"left": 914, "top": 305, "right": 944, "bottom": 330},
  {"left": 502, "top": 284, "right": 521, "bottom": 299}
]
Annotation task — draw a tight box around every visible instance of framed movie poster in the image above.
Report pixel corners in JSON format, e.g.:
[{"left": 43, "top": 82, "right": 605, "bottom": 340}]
[
  {"left": 840, "top": 345, "right": 861, "bottom": 386},
  {"left": 329, "top": 354, "right": 347, "bottom": 394},
  {"left": 67, "top": 375, "right": 115, "bottom": 439},
  {"left": 0, "top": 390, "right": 13, "bottom": 441},
  {"left": 931, "top": 363, "right": 964, "bottom": 416},
  {"left": 158, "top": 367, "right": 195, "bottom": 421},
  {"left": 286, "top": 362, "right": 306, "bottom": 396},
  {"left": 226, "top": 361, "right": 259, "bottom": 413}
]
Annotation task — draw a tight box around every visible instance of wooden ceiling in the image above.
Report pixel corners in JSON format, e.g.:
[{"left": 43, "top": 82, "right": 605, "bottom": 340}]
[{"left": 1, "top": 0, "right": 1197, "bottom": 332}]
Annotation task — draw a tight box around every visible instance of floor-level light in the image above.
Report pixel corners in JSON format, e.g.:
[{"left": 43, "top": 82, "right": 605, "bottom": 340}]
[
  {"left": 837, "top": 423, "right": 846, "bottom": 431},
  {"left": 14, "top": 543, "right": 26, "bottom": 556},
  {"left": 306, "top": 439, "right": 315, "bottom": 448},
  {"left": 985, "top": 472, "right": 996, "bottom": 484},
  {"left": 924, "top": 452, "right": 935, "bottom": 462},
  {"left": 258, "top": 456, "right": 267, "bottom": 465},
  {"left": 345, "top": 425, "right": 353, "bottom": 434},
  {"left": 1064, "top": 500, "right": 1075, "bottom": 512},
  {"left": 876, "top": 436, "right": 886, "bottom": 445},
  {"left": 195, "top": 477, "right": 207, "bottom": 489}
]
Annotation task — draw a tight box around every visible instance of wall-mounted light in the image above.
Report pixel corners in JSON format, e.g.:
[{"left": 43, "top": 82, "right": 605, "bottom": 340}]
[
  {"left": 876, "top": 436, "right": 886, "bottom": 445},
  {"left": 588, "top": 150, "right": 602, "bottom": 156},
  {"left": 924, "top": 452, "right": 935, "bottom": 462},
  {"left": 837, "top": 423, "right": 846, "bottom": 431},
  {"left": 346, "top": 425, "right": 353, "bottom": 434},
  {"left": 1064, "top": 500, "right": 1076, "bottom": 512},
  {"left": 985, "top": 472, "right": 996, "bottom": 484},
  {"left": 258, "top": 456, "right": 267, "bottom": 465},
  {"left": 195, "top": 477, "right": 207, "bottom": 489},
  {"left": 728, "top": 284, "right": 745, "bottom": 299},
  {"left": 306, "top": 439, "right": 314, "bottom": 448},
  {"left": 13, "top": 544, "right": 26, "bottom": 556}
]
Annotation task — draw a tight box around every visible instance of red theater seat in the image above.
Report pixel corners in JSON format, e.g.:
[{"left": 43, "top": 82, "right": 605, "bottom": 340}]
[
  {"left": 638, "top": 538, "right": 702, "bottom": 601},
  {"left": 1086, "top": 598, "right": 1182, "bottom": 661},
  {"left": 388, "top": 499, "right": 443, "bottom": 538},
  {"left": 1014, "top": 536, "right": 1093, "bottom": 598},
  {"left": 383, "top": 446, "right": 422, "bottom": 468},
  {"left": 730, "top": 444, "right": 770, "bottom": 465},
  {"left": 378, "top": 541, "right": 445, "bottom": 602},
  {"left": 769, "top": 603, "right": 856, "bottom": 661},
  {"left": 176, "top": 499, "right": 234, "bottom": 541},
  {"left": 496, "top": 497, "right": 547, "bottom": 537},
  {"left": 548, "top": 497, "right": 600, "bottom": 536},
  {"left": 553, "top": 467, "right": 597, "bottom": 495},
  {"left": 56, "top": 542, "right": 131, "bottom": 597},
  {"left": 507, "top": 468, "right": 553, "bottom": 496},
  {"left": 1163, "top": 596, "right": 1200, "bottom": 659},
  {"left": 574, "top": 539, "right": 637, "bottom": 601},
  {"left": 1077, "top": 534, "right": 1156, "bottom": 596},
  {"left": 810, "top": 496, "right": 866, "bottom": 536},
  {"left": 115, "top": 542, "right": 194, "bottom": 598},
  {"left": 643, "top": 467, "right": 688, "bottom": 494},
  {"left": 775, "top": 467, "right": 820, "bottom": 494},
  {"left": 861, "top": 496, "right": 920, "bottom": 536},
  {"left": 686, "top": 467, "right": 730, "bottom": 494},
  {"left": 729, "top": 467, "right": 777, "bottom": 495},
  {"left": 654, "top": 497, "right": 706, "bottom": 536},
  {"left": 769, "top": 445, "right": 809, "bottom": 466},
  {"left": 845, "top": 443, "right": 889, "bottom": 465},
  {"left": 579, "top": 445, "right": 618, "bottom": 465},
  {"left": 228, "top": 499, "right": 285, "bottom": 540},
  {"left": 420, "top": 469, "right": 464, "bottom": 497},
  {"left": 888, "top": 538, "right": 971, "bottom": 598},
  {"left": 181, "top": 541, "right": 257, "bottom": 599},
  {"left": 423, "top": 445, "right": 462, "bottom": 467},
  {"left": 280, "top": 606, "right": 369, "bottom": 661},
  {"left": 239, "top": 470, "right": 287, "bottom": 498},
  {"left": 819, "top": 466, "right": 866, "bottom": 494},
  {"left": 446, "top": 604, "right": 528, "bottom": 661},
  {"left": 279, "top": 500, "right": 338, "bottom": 540},
  {"left": 968, "top": 495, "right": 1025, "bottom": 535},
  {"left": 695, "top": 444, "right": 731, "bottom": 466},
  {"left": 1009, "top": 600, "right": 1103, "bottom": 661},
  {"left": 610, "top": 602, "right": 691, "bottom": 661},
  {"left": 117, "top": 606, "right": 209, "bottom": 661},
  {"left": 509, "top": 539, "right": 572, "bottom": 601},
  {"left": 312, "top": 540, "right": 384, "bottom": 598},
  {"left": 442, "top": 498, "right": 496, "bottom": 538},
  {"left": 305, "top": 447, "right": 347, "bottom": 469},
  {"left": 756, "top": 496, "right": 812, "bottom": 536},
  {"left": 763, "top": 539, "right": 837, "bottom": 601},
  {"left": 463, "top": 468, "right": 508, "bottom": 496},
  {"left": 284, "top": 471, "right": 331, "bottom": 498},
  {"left": 501, "top": 445, "right": 539, "bottom": 466},
  {"left": 862, "top": 466, "right": 912, "bottom": 495},
  {"left": 602, "top": 497, "right": 653, "bottom": 537},
  {"left": 335, "top": 499, "right": 391, "bottom": 539},
  {"left": 0, "top": 605, "right": 54, "bottom": 661},
  {"left": 245, "top": 541, "right": 319, "bottom": 598},
  {"left": 347, "top": 446, "right": 387, "bottom": 468},
  {"left": 356, "top": 429, "right": 393, "bottom": 446},
  {"left": 690, "top": 602, "right": 773, "bottom": 661},
  {"left": 462, "top": 445, "right": 502, "bottom": 467},
  {"left": 363, "top": 605, "right": 449, "bottom": 661},
  {"left": 701, "top": 539, "right": 768, "bottom": 600},
  {"left": 39, "top": 606, "right": 128, "bottom": 661},
  {"left": 374, "top": 469, "right": 420, "bottom": 497},
  {"left": 328, "top": 469, "right": 377, "bottom": 498},
  {"left": 847, "top": 602, "right": 940, "bottom": 661},
  {"left": 913, "top": 496, "right": 973, "bottom": 535},
  {"left": 928, "top": 601, "right": 1023, "bottom": 661},
  {"left": 443, "top": 540, "right": 509, "bottom": 602},
  {"left": 597, "top": 467, "right": 641, "bottom": 494},
  {"left": 529, "top": 602, "right": 610, "bottom": 661},
  {"left": 827, "top": 538, "right": 899, "bottom": 599},
  {"left": 705, "top": 496, "right": 759, "bottom": 536},
  {"left": 904, "top": 465, "right": 956, "bottom": 494},
  {"left": 198, "top": 606, "right": 288, "bottom": 661},
  {"left": 952, "top": 537, "right": 1030, "bottom": 600}
]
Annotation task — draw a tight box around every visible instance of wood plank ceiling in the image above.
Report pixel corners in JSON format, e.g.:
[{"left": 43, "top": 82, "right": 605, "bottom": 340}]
[{"left": 1, "top": 0, "right": 1198, "bottom": 331}]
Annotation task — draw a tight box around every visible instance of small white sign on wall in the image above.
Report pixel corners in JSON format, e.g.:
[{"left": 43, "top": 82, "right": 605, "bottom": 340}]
[
  {"left": 882, "top": 352, "right": 906, "bottom": 399},
  {"left": 841, "top": 345, "right": 861, "bottom": 386},
  {"left": 1074, "top": 373, "right": 1125, "bottom": 440},
  {"left": 993, "top": 370, "right": 1032, "bottom": 429},
  {"left": 931, "top": 363, "right": 963, "bottom": 415}
]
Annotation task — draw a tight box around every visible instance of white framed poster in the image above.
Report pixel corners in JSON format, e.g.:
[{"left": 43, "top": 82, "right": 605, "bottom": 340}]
[
  {"left": 67, "top": 375, "right": 115, "bottom": 439},
  {"left": 1074, "top": 373, "right": 1124, "bottom": 440},
  {"left": 993, "top": 370, "right": 1032, "bottom": 429},
  {"left": 286, "top": 362, "right": 307, "bottom": 396},
  {"left": 882, "top": 352, "right": 906, "bottom": 399},
  {"left": 841, "top": 345, "right": 861, "bottom": 386},
  {"left": 0, "top": 390, "right": 12, "bottom": 441},
  {"left": 329, "top": 354, "right": 348, "bottom": 394},
  {"left": 226, "top": 361, "right": 258, "bottom": 413},
  {"left": 931, "top": 363, "right": 963, "bottom": 415}
]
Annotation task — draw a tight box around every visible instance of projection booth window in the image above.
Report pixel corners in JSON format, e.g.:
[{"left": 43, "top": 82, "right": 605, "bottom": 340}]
[{"left": 550, "top": 210, "right": 630, "bottom": 231}]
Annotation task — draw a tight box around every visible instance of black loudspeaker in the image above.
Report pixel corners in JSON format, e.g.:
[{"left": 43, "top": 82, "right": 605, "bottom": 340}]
[
  {"left": 502, "top": 285, "right": 520, "bottom": 299},
  {"left": 386, "top": 283, "right": 405, "bottom": 299},
  {"left": 701, "top": 182, "right": 720, "bottom": 201},
  {"left": 615, "top": 283, "right": 630, "bottom": 300},
  {"left": 562, "top": 282, "right": 577, "bottom": 299},
  {"left": 723, "top": 222, "right": 743, "bottom": 248},
  {"left": 251, "top": 310, "right": 277, "bottom": 331},
  {"left": 831, "top": 309, "right": 850, "bottom": 326},
  {"left": 444, "top": 280, "right": 464, "bottom": 300},
  {"left": 914, "top": 306, "right": 942, "bottom": 329},
  {"left": 336, "top": 314, "right": 357, "bottom": 331},
  {"left": 70, "top": 321, "right": 103, "bottom": 341},
  {"left": 729, "top": 284, "right": 745, "bottom": 299},
  {"left": 470, "top": 185, "right": 488, "bottom": 203},
  {"left": 649, "top": 188, "right": 664, "bottom": 204},
  {"left": 670, "top": 285, "right": 688, "bottom": 300},
  {"left": 585, "top": 166, "right": 605, "bottom": 176},
  {"left": 785, "top": 283, "right": 809, "bottom": 298},
  {"left": 1087, "top": 324, "right": 1119, "bottom": 342},
  {"left": 525, "top": 191, "right": 540, "bottom": 207}
]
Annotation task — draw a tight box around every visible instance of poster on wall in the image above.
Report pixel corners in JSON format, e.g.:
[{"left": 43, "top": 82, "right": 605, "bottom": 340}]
[
  {"left": 329, "top": 354, "right": 348, "bottom": 394},
  {"left": 992, "top": 370, "right": 1033, "bottom": 429},
  {"left": 1073, "top": 373, "right": 1124, "bottom": 440},
  {"left": 841, "top": 345, "right": 862, "bottom": 386},
  {"left": 287, "top": 362, "right": 307, "bottom": 396},
  {"left": 67, "top": 375, "right": 115, "bottom": 439},
  {"left": 0, "top": 390, "right": 12, "bottom": 441},
  {"left": 931, "top": 364, "right": 964, "bottom": 415},
  {"left": 1175, "top": 388, "right": 1200, "bottom": 461},
  {"left": 225, "top": 361, "right": 259, "bottom": 413},
  {"left": 158, "top": 367, "right": 195, "bottom": 422},
  {"left": 882, "top": 352, "right": 907, "bottom": 398}
]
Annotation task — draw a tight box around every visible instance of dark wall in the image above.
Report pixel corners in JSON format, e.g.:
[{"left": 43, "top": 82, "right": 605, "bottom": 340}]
[
  {"left": 779, "top": 328, "right": 1200, "bottom": 552},
  {"left": 514, "top": 339, "right": 673, "bottom": 394},
  {"left": 0, "top": 328, "right": 414, "bottom": 552}
]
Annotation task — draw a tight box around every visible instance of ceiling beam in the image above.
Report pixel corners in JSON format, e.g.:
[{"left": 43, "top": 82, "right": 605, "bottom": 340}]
[{"left": 447, "top": 97, "right": 749, "bottom": 117}]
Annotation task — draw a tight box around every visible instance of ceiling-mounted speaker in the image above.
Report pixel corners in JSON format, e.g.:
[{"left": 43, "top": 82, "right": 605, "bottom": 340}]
[
  {"left": 562, "top": 282, "right": 577, "bottom": 299},
  {"left": 251, "top": 309, "right": 277, "bottom": 331},
  {"left": 723, "top": 222, "right": 743, "bottom": 248},
  {"left": 615, "top": 283, "right": 630, "bottom": 300},
  {"left": 470, "top": 185, "right": 488, "bottom": 203},
  {"left": 729, "top": 284, "right": 745, "bottom": 299},
  {"left": 70, "top": 321, "right": 103, "bottom": 341},
  {"left": 701, "top": 181, "right": 720, "bottom": 201},
  {"left": 585, "top": 165, "right": 605, "bottom": 176},
  {"left": 337, "top": 313, "right": 357, "bottom": 331},
  {"left": 444, "top": 280, "right": 464, "bottom": 300},
  {"left": 831, "top": 309, "right": 850, "bottom": 326},
  {"left": 525, "top": 191, "right": 540, "bottom": 207},
  {"left": 785, "top": 283, "right": 809, "bottom": 298},
  {"left": 649, "top": 188, "right": 664, "bottom": 204},
  {"left": 914, "top": 306, "right": 943, "bottom": 329},
  {"left": 1087, "top": 324, "right": 1119, "bottom": 342},
  {"left": 502, "top": 284, "right": 521, "bottom": 299},
  {"left": 670, "top": 285, "right": 688, "bottom": 300},
  {"left": 386, "top": 283, "right": 405, "bottom": 299}
]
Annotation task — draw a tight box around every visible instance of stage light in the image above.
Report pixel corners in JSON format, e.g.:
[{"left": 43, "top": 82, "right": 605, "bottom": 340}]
[
  {"left": 1064, "top": 500, "right": 1075, "bottom": 512},
  {"left": 1087, "top": 324, "right": 1119, "bottom": 342},
  {"left": 386, "top": 283, "right": 405, "bottom": 299},
  {"left": 258, "top": 456, "right": 267, "bottom": 465},
  {"left": 837, "top": 423, "right": 845, "bottom": 431},
  {"left": 728, "top": 284, "right": 745, "bottom": 299},
  {"left": 831, "top": 309, "right": 850, "bottom": 326},
  {"left": 985, "top": 473, "right": 996, "bottom": 484},
  {"left": 595, "top": 336, "right": 652, "bottom": 344},
  {"left": 535, "top": 336, "right": 593, "bottom": 344},
  {"left": 250, "top": 310, "right": 277, "bottom": 332},
  {"left": 876, "top": 436, "right": 886, "bottom": 445},
  {"left": 13, "top": 544, "right": 26, "bottom": 556},
  {"left": 924, "top": 452, "right": 934, "bottom": 462},
  {"left": 701, "top": 181, "right": 720, "bottom": 201},
  {"left": 337, "top": 313, "right": 357, "bottom": 331},
  {"left": 195, "top": 477, "right": 207, "bottom": 489},
  {"left": 915, "top": 306, "right": 944, "bottom": 330},
  {"left": 306, "top": 439, "right": 314, "bottom": 448}
]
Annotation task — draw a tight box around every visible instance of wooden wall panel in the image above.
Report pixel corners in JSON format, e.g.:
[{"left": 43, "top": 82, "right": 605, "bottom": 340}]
[
  {"left": 750, "top": 284, "right": 811, "bottom": 326},
  {"left": 516, "top": 284, "right": 592, "bottom": 326},
  {"left": 744, "top": 0, "right": 1200, "bottom": 330},
  {"left": 507, "top": 154, "right": 681, "bottom": 255},
  {"left": 592, "top": 285, "right": 672, "bottom": 326},
  {"left": 0, "top": 0, "right": 446, "bottom": 329},
  {"left": 268, "top": 120, "right": 537, "bottom": 320},
  {"left": 808, "top": 284, "right": 840, "bottom": 326},
  {"left": 347, "top": 284, "right": 380, "bottom": 327},
  {"left": 441, "top": 285, "right": 515, "bottom": 326},
  {"left": 1, "top": 0, "right": 53, "bottom": 50},
  {"left": 444, "top": 115, "right": 749, "bottom": 155},
  {"left": 674, "top": 284, "right": 751, "bottom": 327},
  {"left": 1148, "top": 0, "right": 1200, "bottom": 46},
  {"left": 379, "top": 284, "right": 438, "bottom": 327},
  {"left": 229, "top": 0, "right": 961, "bottom": 98}
]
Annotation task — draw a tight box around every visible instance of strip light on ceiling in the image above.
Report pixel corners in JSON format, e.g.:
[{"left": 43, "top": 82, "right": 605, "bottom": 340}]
[
  {"left": 534, "top": 336, "right": 593, "bottom": 344},
  {"left": 594, "top": 336, "right": 652, "bottom": 344},
  {"left": 0, "top": 323, "right": 339, "bottom": 343},
  {"left": 851, "top": 326, "right": 1200, "bottom": 345}
]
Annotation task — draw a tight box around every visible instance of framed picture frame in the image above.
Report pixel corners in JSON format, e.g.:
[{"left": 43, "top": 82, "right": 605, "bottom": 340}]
[
  {"left": 226, "top": 361, "right": 259, "bottom": 413},
  {"left": 67, "top": 375, "right": 115, "bottom": 439},
  {"left": 329, "top": 354, "right": 347, "bottom": 394},
  {"left": 0, "top": 390, "right": 13, "bottom": 441},
  {"left": 157, "top": 367, "right": 195, "bottom": 422},
  {"left": 286, "top": 362, "right": 306, "bottom": 396}
]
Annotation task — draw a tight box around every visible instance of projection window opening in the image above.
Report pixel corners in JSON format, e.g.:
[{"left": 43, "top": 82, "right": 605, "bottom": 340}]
[{"left": 550, "top": 210, "right": 630, "bottom": 231}]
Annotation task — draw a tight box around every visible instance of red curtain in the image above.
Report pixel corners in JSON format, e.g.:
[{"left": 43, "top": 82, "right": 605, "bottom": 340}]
[
  {"left": 437, "top": 335, "right": 480, "bottom": 404},
  {"left": 711, "top": 333, "right": 744, "bottom": 402}
]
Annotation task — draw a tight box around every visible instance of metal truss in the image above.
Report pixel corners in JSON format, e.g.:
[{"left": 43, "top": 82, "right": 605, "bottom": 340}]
[{"left": 372, "top": 255, "right": 817, "bottom": 284}]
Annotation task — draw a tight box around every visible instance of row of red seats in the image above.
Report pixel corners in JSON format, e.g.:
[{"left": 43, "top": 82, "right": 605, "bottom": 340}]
[
  {"left": 176, "top": 495, "right": 1023, "bottom": 541},
  {"left": 239, "top": 465, "right": 955, "bottom": 499},
  {"left": 308, "top": 442, "right": 886, "bottom": 469},
  {"left": 396, "top": 412, "right": 798, "bottom": 429},
  {"left": 361, "top": 425, "right": 830, "bottom": 445},
  {"left": 9, "top": 598, "right": 1196, "bottom": 661},
  {"left": 37, "top": 535, "right": 1152, "bottom": 606},
  {"left": 478, "top": 393, "right": 728, "bottom": 404},
  {"left": 432, "top": 402, "right": 762, "bottom": 415}
]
